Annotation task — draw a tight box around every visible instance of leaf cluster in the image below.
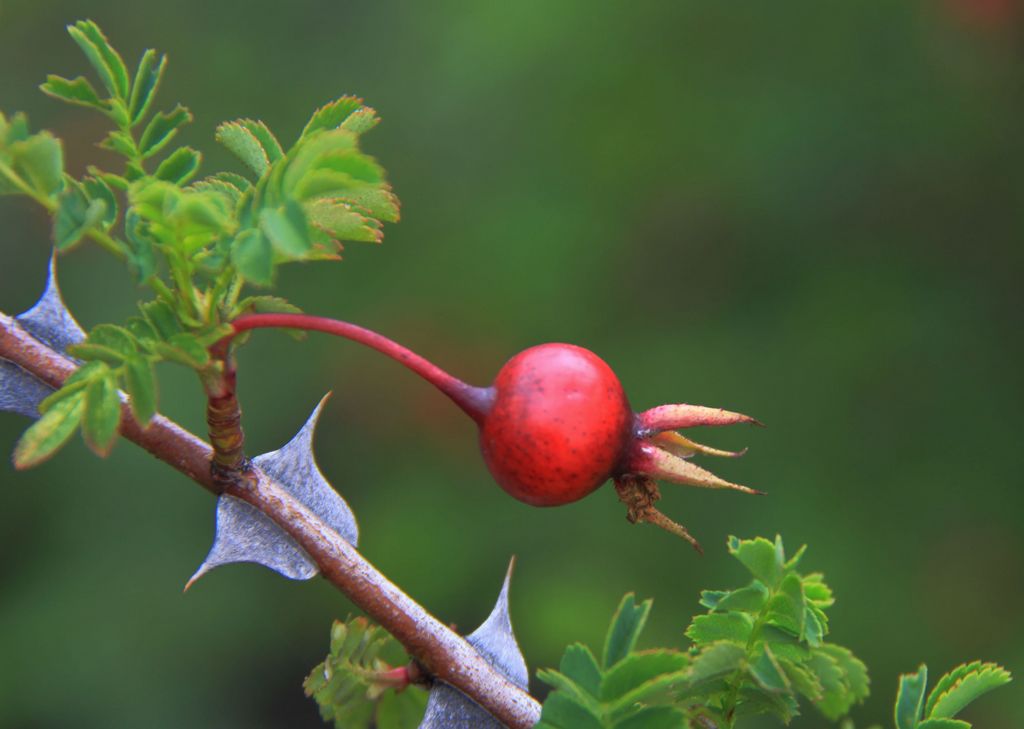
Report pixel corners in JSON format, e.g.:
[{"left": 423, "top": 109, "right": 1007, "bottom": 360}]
[
  {"left": 303, "top": 617, "right": 427, "bottom": 729},
  {"left": 536, "top": 536, "right": 870, "bottom": 728},
  {"left": 4, "top": 20, "right": 399, "bottom": 466},
  {"left": 889, "top": 662, "right": 1011, "bottom": 729}
]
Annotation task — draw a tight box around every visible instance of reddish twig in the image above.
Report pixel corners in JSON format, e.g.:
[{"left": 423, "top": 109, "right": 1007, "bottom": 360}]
[{"left": 0, "top": 312, "right": 542, "bottom": 729}]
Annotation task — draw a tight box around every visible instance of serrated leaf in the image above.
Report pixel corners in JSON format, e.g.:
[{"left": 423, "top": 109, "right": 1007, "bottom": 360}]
[
  {"left": 232, "top": 295, "right": 302, "bottom": 317},
  {"left": 535, "top": 691, "right": 605, "bottom": 729},
  {"left": 12, "top": 133, "right": 64, "bottom": 197},
  {"left": 735, "top": 684, "right": 799, "bottom": 724},
  {"left": 728, "top": 535, "right": 783, "bottom": 588},
  {"left": 713, "top": 582, "right": 769, "bottom": 613},
  {"left": 128, "top": 49, "right": 166, "bottom": 124},
  {"left": 748, "top": 645, "right": 790, "bottom": 693},
  {"left": 927, "top": 662, "right": 1011, "bottom": 720},
  {"left": 781, "top": 657, "right": 824, "bottom": 701},
  {"left": 152, "top": 333, "right": 209, "bottom": 368},
  {"left": 602, "top": 594, "right": 651, "bottom": 670},
  {"left": 216, "top": 121, "right": 270, "bottom": 177},
  {"left": 917, "top": 720, "right": 971, "bottom": 729},
  {"left": 231, "top": 228, "right": 274, "bottom": 285},
  {"left": 82, "top": 371, "right": 121, "bottom": 455},
  {"left": 260, "top": 199, "right": 311, "bottom": 257},
  {"left": 124, "top": 356, "right": 156, "bottom": 425},
  {"left": 765, "top": 572, "right": 805, "bottom": 637},
  {"left": 237, "top": 119, "right": 283, "bottom": 163},
  {"left": 99, "top": 129, "right": 137, "bottom": 158},
  {"left": 819, "top": 643, "right": 870, "bottom": 708},
  {"left": 558, "top": 644, "right": 602, "bottom": 698},
  {"left": 13, "top": 388, "right": 86, "bottom": 468},
  {"left": 803, "top": 604, "right": 825, "bottom": 647},
  {"left": 39, "top": 74, "right": 107, "bottom": 111},
  {"left": 338, "top": 185, "right": 400, "bottom": 223},
  {"left": 67, "top": 20, "right": 129, "bottom": 99},
  {"left": 339, "top": 107, "right": 380, "bottom": 135},
  {"left": 302, "top": 96, "right": 364, "bottom": 139},
  {"left": 689, "top": 641, "right": 747, "bottom": 684},
  {"left": 807, "top": 649, "right": 849, "bottom": 721},
  {"left": 139, "top": 299, "right": 181, "bottom": 339},
  {"left": 87, "top": 324, "right": 138, "bottom": 358},
  {"left": 895, "top": 664, "right": 928, "bottom": 729},
  {"left": 803, "top": 573, "right": 835, "bottom": 608},
  {"left": 82, "top": 176, "right": 117, "bottom": 228},
  {"left": 139, "top": 105, "right": 192, "bottom": 158},
  {"left": 306, "top": 198, "right": 383, "bottom": 243},
  {"left": 615, "top": 706, "right": 687, "bottom": 729},
  {"left": 600, "top": 650, "right": 688, "bottom": 702},
  {"left": 53, "top": 183, "right": 106, "bottom": 250},
  {"left": 154, "top": 146, "right": 201, "bottom": 184},
  {"left": 685, "top": 612, "right": 754, "bottom": 645}
]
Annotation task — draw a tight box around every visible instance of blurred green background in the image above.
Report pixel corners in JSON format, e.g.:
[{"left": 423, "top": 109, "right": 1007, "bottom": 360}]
[{"left": 1, "top": 1, "right": 1022, "bottom": 727}]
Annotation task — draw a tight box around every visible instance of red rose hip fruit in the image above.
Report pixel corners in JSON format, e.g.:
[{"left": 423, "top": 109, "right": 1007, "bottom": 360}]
[{"left": 479, "top": 343, "right": 633, "bottom": 506}]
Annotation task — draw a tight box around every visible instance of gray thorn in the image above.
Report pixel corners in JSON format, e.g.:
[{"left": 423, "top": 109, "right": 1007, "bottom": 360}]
[
  {"left": 187, "top": 394, "right": 358, "bottom": 586},
  {"left": 419, "top": 558, "right": 529, "bottom": 728},
  {"left": 1, "top": 253, "right": 84, "bottom": 419}
]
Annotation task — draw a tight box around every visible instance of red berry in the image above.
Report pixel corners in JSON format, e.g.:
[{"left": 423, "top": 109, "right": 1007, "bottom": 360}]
[{"left": 478, "top": 343, "right": 634, "bottom": 506}]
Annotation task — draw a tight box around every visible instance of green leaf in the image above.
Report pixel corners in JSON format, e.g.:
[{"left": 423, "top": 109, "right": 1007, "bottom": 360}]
[
  {"left": 602, "top": 593, "right": 651, "bottom": 670},
  {"left": 260, "top": 199, "right": 311, "bottom": 257},
  {"left": 139, "top": 105, "right": 192, "bottom": 158},
  {"left": 803, "top": 573, "right": 835, "bottom": 608},
  {"left": 685, "top": 612, "right": 754, "bottom": 645},
  {"left": 152, "top": 333, "right": 210, "bottom": 368},
  {"left": 231, "top": 295, "right": 302, "bottom": 317},
  {"left": 711, "top": 582, "right": 769, "bottom": 613},
  {"left": 139, "top": 299, "right": 182, "bottom": 340},
  {"left": 11, "top": 133, "right": 64, "bottom": 197},
  {"left": 615, "top": 706, "right": 687, "bottom": 729},
  {"left": 339, "top": 107, "right": 380, "bottom": 135},
  {"left": 99, "top": 129, "right": 137, "bottom": 158},
  {"left": 216, "top": 121, "right": 270, "bottom": 177},
  {"left": 238, "top": 119, "right": 283, "bottom": 163},
  {"left": 688, "top": 641, "right": 747, "bottom": 683},
  {"left": 82, "top": 371, "right": 121, "bottom": 455},
  {"left": 128, "top": 49, "right": 166, "bottom": 125},
  {"left": 67, "top": 20, "right": 129, "bottom": 99},
  {"left": 337, "top": 186, "right": 400, "bottom": 223},
  {"left": 39, "top": 74, "right": 107, "bottom": 111},
  {"left": 231, "top": 228, "right": 274, "bottom": 285},
  {"left": 558, "top": 644, "right": 602, "bottom": 698},
  {"left": 306, "top": 198, "right": 384, "bottom": 243},
  {"left": 82, "top": 176, "right": 118, "bottom": 228},
  {"left": 53, "top": 183, "right": 106, "bottom": 250},
  {"left": 600, "top": 650, "right": 688, "bottom": 702},
  {"left": 535, "top": 691, "right": 604, "bottom": 729},
  {"left": 917, "top": 720, "right": 971, "bottom": 729},
  {"left": 301, "top": 96, "right": 365, "bottom": 139},
  {"left": 155, "top": 146, "right": 201, "bottom": 184},
  {"left": 747, "top": 645, "right": 790, "bottom": 693},
  {"left": 819, "top": 643, "right": 870, "bottom": 708},
  {"left": 765, "top": 572, "right": 805, "bottom": 637},
  {"left": 895, "top": 664, "right": 928, "bottom": 729},
  {"left": 728, "top": 535, "right": 783, "bottom": 588},
  {"left": 124, "top": 356, "right": 157, "bottom": 425},
  {"left": 926, "top": 662, "right": 1011, "bottom": 720},
  {"left": 13, "top": 389, "right": 86, "bottom": 468},
  {"left": 781, "top": 657, "right": 824, "bottom": 701}
]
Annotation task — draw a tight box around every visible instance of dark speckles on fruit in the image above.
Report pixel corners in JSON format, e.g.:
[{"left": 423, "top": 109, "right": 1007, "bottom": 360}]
[{"left": 479, "top": 343, "right": 633, "bottom": 507}]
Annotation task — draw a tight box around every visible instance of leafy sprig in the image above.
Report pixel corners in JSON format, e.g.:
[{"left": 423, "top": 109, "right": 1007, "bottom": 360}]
[
  {"left": 535, "top": 536, "right": 870, "bottom": 728},
  {"left": 3, "top": 19, "right": 399, "bottom": 467},
  {"left": 304, "top": 616, "right": 427, "bottom": 729}
]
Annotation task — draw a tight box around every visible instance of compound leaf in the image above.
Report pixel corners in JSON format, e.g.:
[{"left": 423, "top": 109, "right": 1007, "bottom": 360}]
[{"left": 14, "top": 388, "right": 86, "bottom": 468}]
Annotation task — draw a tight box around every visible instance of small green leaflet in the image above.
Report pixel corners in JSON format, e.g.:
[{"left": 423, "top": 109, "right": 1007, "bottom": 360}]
[
  {"left": 128, "top": 49, "right": 167, "bottom": 125},
  {"left": 13, "top": 389, "right": 86, "bottom": 468},
  {"left": 138, "top": 104, "right": 192, "bottom": 158},
  {"left": 39, "top": 74, "right": 107, "bottom": 111},
  {"left": 66, "top": 20, "right": 129, "bottom": 100}
]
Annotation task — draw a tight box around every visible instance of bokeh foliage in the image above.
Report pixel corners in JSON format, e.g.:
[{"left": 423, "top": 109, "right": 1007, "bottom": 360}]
[{"left": 0, "top": 2, "right": 1021, "bottom": 728}]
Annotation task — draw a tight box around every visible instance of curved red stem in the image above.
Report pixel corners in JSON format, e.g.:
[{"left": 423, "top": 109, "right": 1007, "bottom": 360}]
[{"left": 228, "top": 313, "right": 493, "bottom": 423}]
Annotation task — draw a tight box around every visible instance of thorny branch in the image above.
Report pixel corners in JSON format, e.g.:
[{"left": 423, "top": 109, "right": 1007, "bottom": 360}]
[{"left": 0, "top": 311, "right": 542, "bottom": 729}]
